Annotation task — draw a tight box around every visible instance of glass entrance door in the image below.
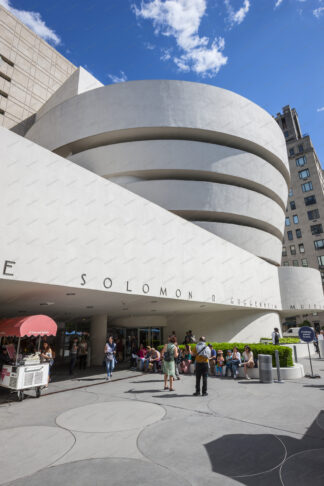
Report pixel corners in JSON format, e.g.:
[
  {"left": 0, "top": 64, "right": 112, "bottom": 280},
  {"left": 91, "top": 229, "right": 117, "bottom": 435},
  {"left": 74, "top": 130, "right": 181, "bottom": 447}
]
[
  {"left": 139, "top": 328, "right": 150, "bottom": 347},
  {"left": 151, "top": 328, "right": 162, "bottom": 348}
]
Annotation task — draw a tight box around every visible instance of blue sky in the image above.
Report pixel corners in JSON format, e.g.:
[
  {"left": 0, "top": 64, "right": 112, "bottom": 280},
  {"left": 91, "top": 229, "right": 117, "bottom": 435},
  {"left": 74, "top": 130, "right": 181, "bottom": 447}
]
[{"left": 2, "top": 0, "right": 324, "bottom": 163}]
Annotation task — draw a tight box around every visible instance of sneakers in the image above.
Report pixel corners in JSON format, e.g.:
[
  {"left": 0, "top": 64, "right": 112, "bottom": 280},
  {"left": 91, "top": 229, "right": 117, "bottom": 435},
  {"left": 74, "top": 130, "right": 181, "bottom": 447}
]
[
  {"left": 193, "top": 392, "right": 200, "bottom": 396},
  {"left": 245, "top": 375, "right": 251, "bottom": 380},
  {"left": 202, "top": 392, "right": 208, "bottom": 396}
]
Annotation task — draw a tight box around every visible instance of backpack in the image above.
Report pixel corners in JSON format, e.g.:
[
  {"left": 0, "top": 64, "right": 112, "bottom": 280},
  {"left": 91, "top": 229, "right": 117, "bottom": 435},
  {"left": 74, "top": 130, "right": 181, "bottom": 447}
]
[{"left": 164, "top": 346, "right": 173, "bottom": 362}]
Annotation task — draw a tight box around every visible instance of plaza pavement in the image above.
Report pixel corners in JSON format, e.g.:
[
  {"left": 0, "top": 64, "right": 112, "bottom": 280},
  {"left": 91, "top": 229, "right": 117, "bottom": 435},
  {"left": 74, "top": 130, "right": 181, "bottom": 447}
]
[{"left": 0, "top": 356, "right": 324, "bottom": 485}]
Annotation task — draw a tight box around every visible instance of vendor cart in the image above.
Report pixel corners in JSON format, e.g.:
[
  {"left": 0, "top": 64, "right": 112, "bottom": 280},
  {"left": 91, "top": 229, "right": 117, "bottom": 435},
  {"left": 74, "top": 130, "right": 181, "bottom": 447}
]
[{"left": 0, "top": 315, "right": 57, "bottom": 401}]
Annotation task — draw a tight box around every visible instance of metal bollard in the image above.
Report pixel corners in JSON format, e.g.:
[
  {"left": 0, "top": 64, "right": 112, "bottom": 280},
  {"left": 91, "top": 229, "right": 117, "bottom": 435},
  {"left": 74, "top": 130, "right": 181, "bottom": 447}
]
[
  {"left": 293, "top": 345, "right": 298, "bottom": 363},
  {"left": 318, "top": 340, "right": 324, "bottom": 359},
  {"left": 275, "top": 350, "right": 284, "bottom": 383},
  {"left": 258, "top": 354, "right": 273, "bottom": 383}
]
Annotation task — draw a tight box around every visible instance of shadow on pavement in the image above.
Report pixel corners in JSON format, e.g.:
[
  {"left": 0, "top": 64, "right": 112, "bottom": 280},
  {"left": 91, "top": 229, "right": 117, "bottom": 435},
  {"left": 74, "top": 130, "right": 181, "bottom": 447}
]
[
  {"left": 204, "top": 411, "right": 324, "bottom": 485},
  {"left": 130, "top": 379, "right": 163, "bottom": 384},
  {"left": 125, "top": 389, "right": 160, "bottom": 394}
]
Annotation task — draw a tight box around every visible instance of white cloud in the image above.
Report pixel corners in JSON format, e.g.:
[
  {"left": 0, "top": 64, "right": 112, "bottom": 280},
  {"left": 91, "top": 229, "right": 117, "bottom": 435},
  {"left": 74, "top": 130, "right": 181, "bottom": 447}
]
[
  {"left": 317, "top": 106, "right": 324, "bottom": 112},
  {"left": 144, "top": 42, "right": 156, "bottom": 49},
  {"left": 0, "top": 0, "right": 60, "bottom": 45},
  {"left": 313, "top": 6, "right": 324, "bottom": 18},
  {"left": 224, "top": 0, "right": 250, "bottom": 26},
  {"left": 274, "top": 0, "right": 283, "bottom": 8},
  {"left": 132, "top": 0, "right": 228, "bottom": 77},
  {"left": 160, "top": 47, "right": 173, "bottom": 61},
  {"left": 108, "top": 71, "right": 128, "bottom": 83}
]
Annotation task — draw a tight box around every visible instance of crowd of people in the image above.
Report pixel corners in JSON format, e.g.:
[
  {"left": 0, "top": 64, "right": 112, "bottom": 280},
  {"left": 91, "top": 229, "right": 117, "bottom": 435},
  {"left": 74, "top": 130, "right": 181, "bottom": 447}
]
[{"left": 100, "top": 330, "right": 258, "bottom": 391}]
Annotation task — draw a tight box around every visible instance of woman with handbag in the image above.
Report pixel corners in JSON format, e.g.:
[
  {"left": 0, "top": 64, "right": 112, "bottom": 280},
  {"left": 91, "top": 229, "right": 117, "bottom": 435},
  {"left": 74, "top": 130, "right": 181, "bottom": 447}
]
[{"left": 104, "top": 335, "right": 116, "bottom": 381}]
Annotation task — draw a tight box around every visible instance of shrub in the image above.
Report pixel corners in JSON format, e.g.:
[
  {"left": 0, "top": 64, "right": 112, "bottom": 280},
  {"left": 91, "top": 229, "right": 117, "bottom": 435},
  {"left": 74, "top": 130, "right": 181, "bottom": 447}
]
[
  {"left": 260, "top": 337, "right": 300, "bottom": 344},
  {"left": 158, "top": 342, "right": 293, "bottom": 367}
]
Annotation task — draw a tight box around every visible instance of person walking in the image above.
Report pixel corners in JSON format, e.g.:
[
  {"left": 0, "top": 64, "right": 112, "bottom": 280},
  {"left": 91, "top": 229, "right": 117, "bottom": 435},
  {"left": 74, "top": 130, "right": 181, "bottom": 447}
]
[
  {"left": 162, "top": 336, "right": 178, "bottom": 391},
  {"left": 69, "top": 337, "right": 78, "bottom": 375},
  {"left": 272, "top": 328, "right": 280, "bottom": 345},
  {"left": 174, "top": 339, "right": 181, "bottom": 380},
  {"left": 104, "top": 335, "right": 116, "bottom": 381},
  {"left": 193, "top": 336, "right": 211, "bottom": 396},
  {"left": 78, "top": 337, "right": 88, "bottom": 370}
]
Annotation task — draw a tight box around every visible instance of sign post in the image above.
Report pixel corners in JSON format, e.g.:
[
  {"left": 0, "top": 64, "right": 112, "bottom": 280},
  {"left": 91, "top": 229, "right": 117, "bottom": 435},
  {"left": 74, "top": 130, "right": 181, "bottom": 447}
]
[{"left": 298, "top": 326, "right": 320, "bottom": 378}]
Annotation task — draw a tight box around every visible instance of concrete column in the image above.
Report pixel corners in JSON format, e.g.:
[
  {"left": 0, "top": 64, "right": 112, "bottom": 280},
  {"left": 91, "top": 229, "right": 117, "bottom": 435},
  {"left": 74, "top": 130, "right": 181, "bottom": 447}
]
[{"left": 90, "top": 314, "right": 108, "bottom": 366}]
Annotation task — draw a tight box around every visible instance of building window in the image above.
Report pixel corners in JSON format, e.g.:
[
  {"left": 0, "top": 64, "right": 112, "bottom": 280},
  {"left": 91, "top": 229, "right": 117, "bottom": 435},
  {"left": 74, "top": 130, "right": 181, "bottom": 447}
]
[
  {"left": 317, "top": 255, "right": 324, "bottom": 266},
  {"left": 307, "top": 209, "right": 320, "bottom": 220},
  {"left": 287, "top": 230, "right": 293, "bottom": 240},
  {"left": 298, "top": 144, "right": 304, "bottom": 153},
  {"left": 0, "top": 54, "right": 14, "bottom": 67},
  {"left": 283, "top": 261, "right": 289, "bottom": 266},
  {"left": 301, "top": 258, "right": 308, "bottom": 267},
  {"left": 302, "top": 181, "right": 313, "bottom": 192},
  {"left": 293, "top": 215, "right": 299, "bottom": 224},
  {"left": 282, "top": 246, "right": 287, "bottom": 257},
  {"left": 298, "top": 169, "right": 310, "bottom": 179},
  {"left": 311, "top": 224, "right": 323, "bottom": 235},
  {"left": 296, "top": 155, "right": 306, "bottom": 167},
  {"left": 290, "top": 201, "right": 296, "bottom": 210},
  {"left": 282, "top": 117, "right": 287, "bottom": 129},
  {"left": 0, "top": 89, "right": 8, "bottom": 99},
  {"left": 304, "top": 195, "right": 316, "bottom": 206},
  {"left": 288, "top": 188, "right": 293, "bottom": 197},
  {"left": 321, "top": 271, "right": 324, "bottom": 283},
  {"left": 296, "top": 228, "right": 302, "bottom": 238},
  {"left": 284, "top": 130, "right": 289, "bottom": 138},
  {"left": 289, "top": 148, "right": 294, "bottom": 156},
  {"left": 293, "top": 260, "right": 299, "bottom": 266},
  {"left": 290, "top": 245, "right": 296, "bottom": 255},
  {"left": 298, "top": 243, "right": 305, "bottom": 253},
  {"left": 314, "top": 240, "right": 324, "bottom": 250},
  {"left": 285, "top": 217, "right": 291, "bottom": 226},
  {"left": 0, "top": 72, "right": 11, "bottom": 82},
  {"left": 0, "top": 108, "right": 4, "bottom": 116}
]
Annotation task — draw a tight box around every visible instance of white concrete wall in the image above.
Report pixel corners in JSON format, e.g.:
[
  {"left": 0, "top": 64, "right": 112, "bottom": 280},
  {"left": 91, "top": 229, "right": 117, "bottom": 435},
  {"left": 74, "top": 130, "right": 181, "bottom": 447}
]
[
  {"left": 25, "top": 80, "right": 290, "bottom": 267},
  {"left": 69, "top": 140, "right": 288, "bottom": 207},
  {"left": 195, "top": 222, "right": 282, "bottom": 265},
  {"left": 279, "top": 266, "right": 324, "bottom": 312},
  {"left": 165, "top": 310, "right": 281, "bottom": 343},
  {"left": 1, "top": 127, "right": 323, "bottom": 318},
  {"left": 25, "top": 80, "right": 289, "bottom": 180},
  {"left": 124, "top": 180, "right": 285, "bottom": 238}
]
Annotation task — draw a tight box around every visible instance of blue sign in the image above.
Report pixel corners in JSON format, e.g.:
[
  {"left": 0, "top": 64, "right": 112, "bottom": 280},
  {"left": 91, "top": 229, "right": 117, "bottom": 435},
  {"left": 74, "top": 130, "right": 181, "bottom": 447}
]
[{"left": 298, "top": 326, "right": 315, "bottom": 343}]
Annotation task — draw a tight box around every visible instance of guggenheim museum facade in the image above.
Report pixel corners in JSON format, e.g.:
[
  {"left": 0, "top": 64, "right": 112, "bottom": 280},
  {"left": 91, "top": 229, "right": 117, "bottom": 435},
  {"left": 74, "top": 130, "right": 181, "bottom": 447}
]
[{"left": 1, "top": 67, "right": 324, "bottom": 362}]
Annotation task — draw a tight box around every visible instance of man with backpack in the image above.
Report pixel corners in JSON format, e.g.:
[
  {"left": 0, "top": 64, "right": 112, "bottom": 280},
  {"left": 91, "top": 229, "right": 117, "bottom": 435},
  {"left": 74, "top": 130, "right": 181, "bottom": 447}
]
[
  {"left": 193, "top": 336, "right": 211, "bottom": 396},
  {"left": 272, "top": 328, "right": 280, "bottom": 345}
]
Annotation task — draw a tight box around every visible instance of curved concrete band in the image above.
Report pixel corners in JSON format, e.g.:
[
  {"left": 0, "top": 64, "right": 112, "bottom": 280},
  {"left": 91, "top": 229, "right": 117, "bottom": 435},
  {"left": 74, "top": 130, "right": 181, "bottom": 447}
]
[
  {"left": 69, "top": 140, "right": 288, "bottom": 209},
  {"left": 26, "top": 80, "right": 289, "bottom": 180}
]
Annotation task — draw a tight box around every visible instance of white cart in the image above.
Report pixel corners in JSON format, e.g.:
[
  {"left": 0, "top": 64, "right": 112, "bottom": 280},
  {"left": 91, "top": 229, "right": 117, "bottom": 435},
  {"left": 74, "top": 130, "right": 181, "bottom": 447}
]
[
  {"left": 0, "top": 315, "right": 57, "bottom": 401},
  {"left": 0, "top": 361, "right": 49, "bottom": 400}
]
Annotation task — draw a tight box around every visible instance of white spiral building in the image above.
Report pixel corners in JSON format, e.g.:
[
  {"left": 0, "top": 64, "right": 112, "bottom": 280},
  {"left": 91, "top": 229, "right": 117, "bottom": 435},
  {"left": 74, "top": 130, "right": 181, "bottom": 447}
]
[{"left": 1, "top": 69, "right": 323, "bottom": 360}]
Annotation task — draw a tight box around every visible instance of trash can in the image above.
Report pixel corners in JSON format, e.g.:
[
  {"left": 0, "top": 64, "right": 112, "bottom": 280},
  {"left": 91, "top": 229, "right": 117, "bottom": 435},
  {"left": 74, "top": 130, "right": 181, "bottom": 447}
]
[
  {"left": 318, "top": 340, "right": 324, "bottom": 359},
  {"left": 258, "top": 354, "right": 273, "bottom": 383}
]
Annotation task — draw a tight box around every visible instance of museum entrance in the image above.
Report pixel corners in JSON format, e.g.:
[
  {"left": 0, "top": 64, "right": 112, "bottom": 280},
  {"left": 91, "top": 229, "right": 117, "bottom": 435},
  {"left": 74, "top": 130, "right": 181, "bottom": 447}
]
[{"left": 106, "top": 326, "right": 163, "bottom": 363}]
